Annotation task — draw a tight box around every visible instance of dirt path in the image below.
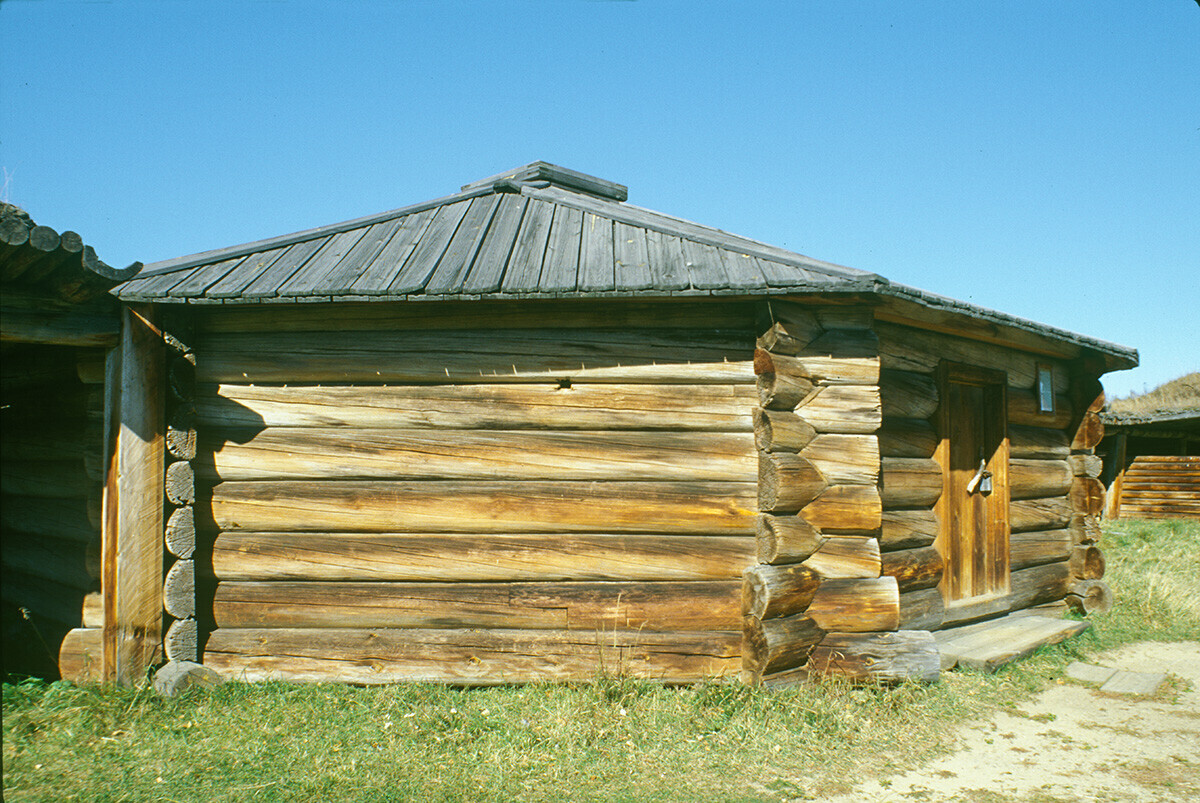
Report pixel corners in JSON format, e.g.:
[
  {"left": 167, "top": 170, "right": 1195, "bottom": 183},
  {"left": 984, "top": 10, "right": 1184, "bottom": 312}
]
[{"left": 826, "top": 641, "right": 1200, "bottom": 802}]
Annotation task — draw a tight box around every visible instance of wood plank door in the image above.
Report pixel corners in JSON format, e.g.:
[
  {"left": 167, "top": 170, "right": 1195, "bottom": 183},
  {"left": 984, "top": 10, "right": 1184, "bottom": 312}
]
[{"left": 935, "top": 363, "right": 1010, "bottom": 605}]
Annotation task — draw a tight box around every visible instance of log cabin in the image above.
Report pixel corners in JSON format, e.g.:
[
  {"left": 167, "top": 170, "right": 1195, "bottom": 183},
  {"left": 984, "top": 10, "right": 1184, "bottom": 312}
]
[
  {"left": 0, "top": 203, "right": 141, "bottom": 679},
  {"left": 1100, "top": 409, "right": 1199, "bottom": 520},
  {"left": 37, "top": 163, "right": 1139, "bottom": 685}
]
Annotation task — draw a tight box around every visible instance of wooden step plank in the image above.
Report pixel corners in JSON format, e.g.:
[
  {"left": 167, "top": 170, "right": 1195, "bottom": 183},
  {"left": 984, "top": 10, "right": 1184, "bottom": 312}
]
[{"left": 936, "top": 614, "right": 1090, "bottom": 672}]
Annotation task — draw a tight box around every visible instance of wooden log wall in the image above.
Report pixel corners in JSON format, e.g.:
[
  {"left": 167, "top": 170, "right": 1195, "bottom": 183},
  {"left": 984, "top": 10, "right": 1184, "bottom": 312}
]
[
  {"left": 875, "top": 321, "right": 1112, "bottom": 626},
  {"left": 163, "top": 324, "right": 199, "bottom": 663},
  {"left": 191, "top": 300, "right": 757, "bottom": 684},
  {"left": 1108, "top": 455, "right": 1200, "bottom": 521},
  {"left": 1, "top": 342, "right": 105, "bottom": 680},
  {"left": 745, "top": 301, "right": 938, "bottom": 685}
]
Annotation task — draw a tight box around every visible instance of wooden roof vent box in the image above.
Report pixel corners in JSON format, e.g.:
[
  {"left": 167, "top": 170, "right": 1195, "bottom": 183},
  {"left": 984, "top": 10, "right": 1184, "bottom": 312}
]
[{"left": 461, "top": 161, "right": 629, "bottom": 201}]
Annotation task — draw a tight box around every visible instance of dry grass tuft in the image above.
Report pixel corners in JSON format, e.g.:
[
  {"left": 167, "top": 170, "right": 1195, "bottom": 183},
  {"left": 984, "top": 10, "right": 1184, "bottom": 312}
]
[{"left": 1107, "top": 371, "right": 1200, "bottom": 415}]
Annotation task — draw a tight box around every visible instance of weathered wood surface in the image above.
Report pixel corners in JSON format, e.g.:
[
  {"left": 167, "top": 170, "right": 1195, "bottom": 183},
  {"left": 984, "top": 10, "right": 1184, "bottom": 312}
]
[
  {"left": 1066, "top": 579, "right": 1114, "bottom": 614},
  {"left": 878, "top": 418, "right": 937, "bottom": 458},
  {"left": 165, "top": 459, "right": 195, "bottom": 505},
  {"left": 203, "top": 628, "right": 743, "bottom": 684},
  {"left": 1069, "top": 545, "right": 1106, "bottom": 580},
  {"left": 199, "top": 298, "right": 758, "bottom": 334},
  {"left": 898, "top": 587, "right": 945, "bottom": 631},
  {"left": 755, "top": 357, "right": 816, "bottom": 410},
  {"left": 1009, "top": 497, "right": 1072, "bottom": 533},
  {"left": 82, "top": 591, "right": 104, "bottom": 628},
  {"left": 879, "top": 509, "right": 939, "bottom": 551},
  {"left": 742, "top": 564, "right": 820, "bottom": 620},
  {"left": 1069, "top": 513, "right": 1101, "bottom": 546},
  {"left": 1008, "top": 425, "right": 1070, "bottom": 460},
  {"left": 937, "top": 614, "right": 1090, "bottom": 672},
  {"left": 58, "top": 628, "right": 104, "bottom": 683},
  {"left": 211, "top": 480, "right": 758, "bottom": 534},
  {"left": 880, "top": 545, "right": 943, "bottom": 592},
  {"left": 880, "top": 457, "right": 943, "bottom": 508},
  {"left": 1008, "top": 390, "right": 1073, "bottom": 429},
  {"left": 800, "top": 485, "right": 883, "bottom": 533},
  {"left": 879, "top": 370, "right": 938, "bottom": 420},
  {"left": 165, "top": 506, "right": 195, "bottom": 559},
  {"left": 755, "top": 515, "right": 825, "bottom": 565},
  {"left": 196, "top": 329, "right": 756, "bottom": 384},
  {"left": 753, "top": 408, "right": 816, "bottom": 452},
  {"left": 754, "top": 337, "right": 879, "bottom": 386},
  {"left": 807, "top": 577, "right": 900, "bottom": 632},
  {"left": 212, "top": 532, "right": 755, "bottom": 582},
  {"left": 1070, "top": 477, "right": 1106, "bottom": 516},
  {"left": 0, "top": 460, "right": 96, "bottom": 499},
  {"left": 1009, "top": 459, "right": 1073, "bottom": 501},
  {"left": 742, "top": 613, "right": 824, "bottom": 676},
  {"left": 0, "top": 533, "right": 97, "bottom": 590},
  {"left": 1, "top": 569, "right": 90, "bottom": 626},
  {"left": 1068, "top": 453, "right": 1103, "bottom": 479},
  {"left": 1008, "top": 560, "right": 1072, "bottom": 611},
  {"left": 197, "top": 383, "right": 756, "bottom": 431},
  {"left": 206, "top": 429, "right": 756, "bottom": 482},
  {"left": 802, "top": 536, "right": 881, "bottom": 579},
  {"left": 213, "top": 580, "right": 741, "bottom": 630},
  {"left": 757, "top": 312, "right": 822, "bottom": 354},
  {"left": 165, "top": 413, "right": 198, "bottom": 461},
  {"left": 164, "top": 617, "right": 198, "bottom": 663},
  {"left": 793, "top": 385, "right": 881, "bottom": 434},
  {"left": 806, "top": 630, "right": 940, "bottom": 683},
  {"left": 801, "top": 434, "right": 880, "bottom": 486},
  {"left": 163, "top": 559, "right": 195, "bottom": 619},
  {"left": 1070, "top": 411, "right": 1104, "bottom": 451},
  {"left": 758, "top": 453, "right": 826, "bottom": 513},
  {"left": 1010, "top": 529, "right": 1073, "bottom": 570},
  {"left": 876, "top": 321, "right": 1069, "bottom": 392}
]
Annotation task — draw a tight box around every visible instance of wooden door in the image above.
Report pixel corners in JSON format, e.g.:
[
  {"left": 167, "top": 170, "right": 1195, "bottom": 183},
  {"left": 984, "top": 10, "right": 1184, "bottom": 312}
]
[{"left": 935, "top": 363, "right": 1010, "bottom": 604}]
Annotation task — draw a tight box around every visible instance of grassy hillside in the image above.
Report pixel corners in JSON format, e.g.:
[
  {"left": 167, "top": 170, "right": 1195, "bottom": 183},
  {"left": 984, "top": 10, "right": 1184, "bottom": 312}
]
[{"left": 1108, "top": 371, "right": 1200, "bottom": 415}]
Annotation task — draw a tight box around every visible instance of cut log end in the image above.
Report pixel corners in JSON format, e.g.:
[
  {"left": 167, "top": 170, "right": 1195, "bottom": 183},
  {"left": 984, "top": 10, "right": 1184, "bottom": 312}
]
[{"left": 1066, "top": 579, "right": 1113, "bottom": 615}]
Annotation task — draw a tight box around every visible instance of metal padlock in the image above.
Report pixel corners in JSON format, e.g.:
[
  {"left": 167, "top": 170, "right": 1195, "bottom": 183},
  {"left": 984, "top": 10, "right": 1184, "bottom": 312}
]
[{"left": 966, "top": 459, "right": 993, "bottom": 495}]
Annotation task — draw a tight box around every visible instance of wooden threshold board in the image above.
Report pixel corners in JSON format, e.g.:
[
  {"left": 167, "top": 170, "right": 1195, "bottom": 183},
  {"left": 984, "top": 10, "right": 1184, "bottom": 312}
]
[{"left": 935, "top": 613, "right": 1090, "bottom": 672}]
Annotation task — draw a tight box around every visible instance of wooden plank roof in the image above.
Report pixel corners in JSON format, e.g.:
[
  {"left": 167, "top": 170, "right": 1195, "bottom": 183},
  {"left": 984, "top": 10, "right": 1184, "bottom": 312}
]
[{"left": 111, "top": 162, "right": 1138, "bottom": 371}]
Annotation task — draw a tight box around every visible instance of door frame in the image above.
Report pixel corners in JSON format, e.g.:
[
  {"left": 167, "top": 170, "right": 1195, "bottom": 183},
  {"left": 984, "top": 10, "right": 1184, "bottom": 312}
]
[{"left": 933, "top": 361, "right": 1011, "bottom": 609}]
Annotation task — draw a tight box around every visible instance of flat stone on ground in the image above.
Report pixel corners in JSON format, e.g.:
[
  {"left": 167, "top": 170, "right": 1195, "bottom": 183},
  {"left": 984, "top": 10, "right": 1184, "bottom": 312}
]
[
  {"left": 1100, "top": 669, "right": 1167, "bottom": 696},
  {"left": 1065, "top": 661, "right": 1118, "bottom": 684}
]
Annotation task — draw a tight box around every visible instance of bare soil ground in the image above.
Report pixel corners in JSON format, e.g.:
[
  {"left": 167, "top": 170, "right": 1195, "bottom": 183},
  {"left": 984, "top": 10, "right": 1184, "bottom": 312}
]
[{"left": 825, "top": 641, "right": 1200, "bottom": 803}]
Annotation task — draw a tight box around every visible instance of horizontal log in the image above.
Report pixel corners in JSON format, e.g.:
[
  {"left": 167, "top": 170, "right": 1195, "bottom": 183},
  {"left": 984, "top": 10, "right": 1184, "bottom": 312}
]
[
  {"left": 753, "top": 408, "right": 816, "bottom": 453},
  {"left": 212, "top": 532, "right": 755, "bottom": 582},
  {"left": 1009, "top": 389, "right": 1073, "bottom": 429},
  {"left": 742, "top": 564, "right": 820, "bottom": 620},
  {"left": 898, "top": 587, "right": 945, "bottom": 631},
  {"left": 806, "top": 630, "right": 940, "bottom": 684},
  {"left": 198, "top": 382, "right": 756, "bottom": 431},
  {"left": 802, "top": 536, "right": 881, "bottom": 579},
  {"left": 880, "top": 457, "right": 943, "bottom": 508},
  {"left": 0, "top": 532, "right": 97, "bottom": 590},
  {"left": 1008, "top": 425, "right": 1070, "bottom": 460},
  {"left": 793, "top": 385, "right": 881, "bottom": 434},
  {"left": 0, "top": 460, "right": 95, "bottom": 499},
  {"left": 758, "top": 453, "right": 827, "bottom": 513},
  {"left": 878, "top": 418, "right": 937, "bottom": 458},
  {"left": 166, "top": 416, "right": 198, "bottom": 461},
  {"left": 164, "top": 560, "right": 195, "bottom": 619},
  {"left": 800, "top": 485, "right": 883, "bottom": 533},
  {"left": 1068, "top": 453, "right": 1103, "bottom": 478},
  {"left": 754, "top": 335, "right": 878, "bottom": 387},
  {"left": 802, "top": 434, "right": 880, "bottom": 486},
  {"left": 743, "top": 613, "right": 824, "bottom": 676},
  {"left": 755, "top": 515, "right": 825, "bottom": 565},
  {"left": 876, "top": 321, "right": 1069, "bottom": 391},
  {"left": 165, "top": 506, "right": 195, "bottom": 559},
  {"left": 206, "top": 429, "right": 756, "bottom": 482},
  {"left": 1070, "top": 477, "right": 1106, "bottom": 516},
  {"left": 58, "top": 627, "right": 103, "bottom": 683},
  {"left": 211, "top": 480, "right": 758, "bottom": 534},
  {"left": 0, "top": 495, "right": 97, "bottom": 542},
  {"left": 0, "top": 309, "right": 119, "bottom": 347},
  {"left": 203, "top": 627, "right": 743, "bottom": 684},
  {"left": 879, "top": 509, "right": 938, "bottom": 551},
  {"left": 165, "top": 460, "right": 195, "bottom": 506},
  {"left": 0, "top": 425, "right": 101, "bottom": 463},
  {"left": 1068, "top": 513, "right": 1100, "bottom": 546},
  {"left": 82, "top": 591, "right": 103, "bottom": 628},
  {"left": 1009, "top": 529, "right": 1072, "bottom": 570},
  {"left": 1009, "top": 496, "right": 1072, "bottom": 533},
  {"left": 807, "top": 577, "right": 900, "bottom": 632},
  {"left": 196, "top": 329, "right": 756, "bottom": 385},
  {"left": 813, "top": 307, "right": 875, "bottom": 331},
  {"left": 1070, "top": 411, "right": 1104, "bottom": 451},
  {"left": 1009, "top": 459, "right": 1072, "bottom": 501},
  {"left": 1008, "top": 561, "right": 1072, "bottom": 611},
  {"left": 1, "top": 569, "right": 89, "bottom": 627},
  {"left": 200, "top": 299, "right": 758, "bottom": 334},
  {"left": 1069, "top": 545, "right": 1105, "bottom": 580},
  {"left": 1065, "top": 579, "right": 1113, "bottom": 615},
  {"left": 879, "top": 370, "right": 938, "bottom": 420},
  {"left": 755, "top": 354, "right": 816, "bottom": 411},
  {"left": 880, "top": 546, "right": 943, "bottom": 592},
  {"left": 213, "top": 580, "right": 741, "bottom": 631},
  {"left": 756, "top": 311, "right": 822, "bottom": 355},
  {"left": 164, "top": 618, "right": 198, "bottom": 663}
]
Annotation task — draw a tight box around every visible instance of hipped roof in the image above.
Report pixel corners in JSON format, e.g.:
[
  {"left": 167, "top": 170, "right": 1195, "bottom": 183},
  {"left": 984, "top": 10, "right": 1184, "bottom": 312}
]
[{"left": 114, "top": 161, "right": 1137, "bottom": 370}]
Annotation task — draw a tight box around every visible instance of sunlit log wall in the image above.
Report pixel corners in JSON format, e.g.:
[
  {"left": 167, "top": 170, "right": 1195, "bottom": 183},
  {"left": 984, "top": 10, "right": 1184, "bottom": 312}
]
[{"left": 188, "top": 300, "right": 760, "bottom": 684}]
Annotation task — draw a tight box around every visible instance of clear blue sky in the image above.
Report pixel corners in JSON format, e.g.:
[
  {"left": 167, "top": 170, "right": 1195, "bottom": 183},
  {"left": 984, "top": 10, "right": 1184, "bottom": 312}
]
[{"left": 2, "top": 0, "right": 1197, "bottom": 398}]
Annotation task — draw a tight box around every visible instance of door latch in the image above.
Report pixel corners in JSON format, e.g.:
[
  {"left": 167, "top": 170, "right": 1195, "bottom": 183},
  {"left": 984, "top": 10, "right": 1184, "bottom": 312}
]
[{"left": 966, "top": 459, "right": 993, "bottom": 495}]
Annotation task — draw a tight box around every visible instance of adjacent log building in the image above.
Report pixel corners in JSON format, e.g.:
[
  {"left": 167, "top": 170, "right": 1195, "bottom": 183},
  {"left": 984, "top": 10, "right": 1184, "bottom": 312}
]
[
  {"left": 1100, "top": 409, "right": 1200, "bottom": 520},
  {"left": 21, "top": 163, "right": 1139, "bottom": 685}
]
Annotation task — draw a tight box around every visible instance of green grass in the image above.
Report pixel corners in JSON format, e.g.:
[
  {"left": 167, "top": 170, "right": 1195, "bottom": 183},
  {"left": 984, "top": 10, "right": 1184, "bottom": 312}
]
[{"left": 4, "top": 519, "right": 1197, "bottom": 803}]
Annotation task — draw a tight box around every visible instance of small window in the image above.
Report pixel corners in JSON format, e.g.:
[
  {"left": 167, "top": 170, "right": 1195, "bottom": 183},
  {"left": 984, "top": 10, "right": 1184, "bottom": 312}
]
[{"left": 1036, "top": 364, "right": 1055, "bottom": 413}]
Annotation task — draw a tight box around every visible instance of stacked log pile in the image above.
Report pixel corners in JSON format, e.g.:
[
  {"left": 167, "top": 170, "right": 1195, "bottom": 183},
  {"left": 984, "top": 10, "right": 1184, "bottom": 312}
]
[
  {"left": 1, "top": 344, "right": 105, "bottom": 680},
  {"left": 189, "top": 301, "right": 758, "bottom": 683},
  {"left": 745, "top": 303, "right": 938, "bottom": 686}
]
